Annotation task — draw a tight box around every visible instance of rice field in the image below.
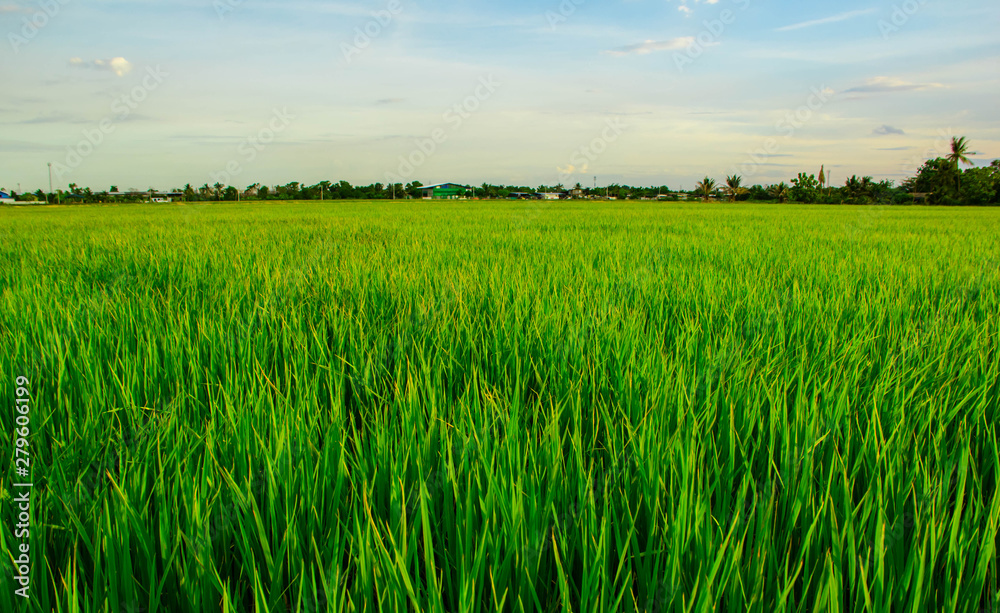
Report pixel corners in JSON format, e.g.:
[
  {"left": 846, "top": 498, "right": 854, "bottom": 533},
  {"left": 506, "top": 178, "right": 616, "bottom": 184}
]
[{"left": 1, "top": 199, "right": 999, "bottom": 612}]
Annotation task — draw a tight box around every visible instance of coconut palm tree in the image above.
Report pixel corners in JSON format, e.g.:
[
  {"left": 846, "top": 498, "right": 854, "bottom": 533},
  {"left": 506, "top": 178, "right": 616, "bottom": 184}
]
[
  {"left": 844, "top": 176, "right": 862, "bottom": 202},
  {"left": 947, "top": 136, "right": 976, "bottom": 193},
  {"left": 948, "top": 136, "right": 975, "bottom": 168},
  {"left": 768, "top": 182, "right": 790, "bottom": 204},
  {"left": 695, "top": 177, "right": 717, "bottom": 202},
  {"left": 724, "top": 175, "right": 748, "bottom": 202},
  {"left": 842, "top": 175, "right": 877, "bottom": 203}
]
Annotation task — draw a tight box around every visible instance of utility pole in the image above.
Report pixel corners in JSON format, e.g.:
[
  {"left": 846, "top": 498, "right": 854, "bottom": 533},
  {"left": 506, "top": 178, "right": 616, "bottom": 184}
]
[{"left": 47, "top": 163, "right": 53, "bottom": 204}]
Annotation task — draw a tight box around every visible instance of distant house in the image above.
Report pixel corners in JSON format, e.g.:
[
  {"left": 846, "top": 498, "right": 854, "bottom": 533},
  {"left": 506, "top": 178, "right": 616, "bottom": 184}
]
[
  {"left": 508, "top": 192, "right": 532, "bottom": 199},
  {"left": 534, "top": 192, "right": 564, "bottom": 200},
  {"left": 661, "top": 193, "right": 690, "bottom": 201},
  {"left": 0, "top": 190, "right": 14, "bottom": 204},
  {"left": 569, "top": 188, "right": 585, "bottom": 198},
  {"left": 154, "top": 191, "right": 182, "bottom": 202},
  {"left": 420, "top": 183, "right": 469, "bottom": 199},
  {"left": 108, "top": 190, "right": 182, "bottom": 202}
]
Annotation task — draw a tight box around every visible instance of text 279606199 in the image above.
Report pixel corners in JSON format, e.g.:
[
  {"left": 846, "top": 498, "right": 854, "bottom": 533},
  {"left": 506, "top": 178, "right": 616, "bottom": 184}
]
[{"left": 12, "top": 375, "right": 33, "bottom": 599}]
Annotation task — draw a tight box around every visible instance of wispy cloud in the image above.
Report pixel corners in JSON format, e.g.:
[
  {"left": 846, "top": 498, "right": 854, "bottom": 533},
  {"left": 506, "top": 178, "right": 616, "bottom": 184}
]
[
  {"left": 17, "top": 112, "right": 91, "bottom": 125},
  {"left": 776, "top": 9, "right": 877, "bottom": 32},
  {"left": 604, "top": 37, "right": 695, "bottom": 57},
  {"left": 845, "top": 76, "right": 945, "bottom": 94},
  {"left": 872, "top": 124, "right": 905, "bottom": 136}
]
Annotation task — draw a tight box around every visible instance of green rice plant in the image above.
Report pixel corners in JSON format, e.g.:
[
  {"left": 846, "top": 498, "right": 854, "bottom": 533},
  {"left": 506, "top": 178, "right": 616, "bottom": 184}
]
[{"left": 0, "top": 200, "right": 998, "bottom": 612}]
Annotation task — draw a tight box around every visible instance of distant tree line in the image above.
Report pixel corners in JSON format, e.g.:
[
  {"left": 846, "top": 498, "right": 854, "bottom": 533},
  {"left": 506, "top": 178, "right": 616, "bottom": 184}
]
[
  {"left": 692, "top": 137, "right": 999, "bottom": 206},
  {"left": 9, "top": 181, "right": 428, "bottom": 204},
  {"left": 5, "top": 137, "right": 997, "bottom": 206}
]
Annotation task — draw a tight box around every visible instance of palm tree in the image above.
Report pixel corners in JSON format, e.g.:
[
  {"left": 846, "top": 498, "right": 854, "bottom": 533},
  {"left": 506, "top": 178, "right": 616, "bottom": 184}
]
[
  {"left": 860, "top": 176, "right": 873, "bottom": 197},
  {"left": 695, "top": 177, "right": 717, "bottom": 202},
  {"left": 948, "top": 136, "right": 975, "bottom": 168},
  {"left": 844, "top": 176, "right": 861, "bottom": 201},
  {"left": 768, "top": 182, "right": 790, "bottom": 204},
  {"left": 842, "top": 175, "right": 876, "bottom": 203},
  {"left": 724, "top": 175, "right": 747, "bottom": 202},
  {"left": 947, "top": 136, "right": 976, "bottom": 193}
]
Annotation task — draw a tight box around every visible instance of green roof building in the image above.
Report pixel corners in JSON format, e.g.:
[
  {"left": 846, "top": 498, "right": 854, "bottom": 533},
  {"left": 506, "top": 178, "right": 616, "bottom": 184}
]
[{"left": 420, "top": 183, "right": 469, "bottom": 199}]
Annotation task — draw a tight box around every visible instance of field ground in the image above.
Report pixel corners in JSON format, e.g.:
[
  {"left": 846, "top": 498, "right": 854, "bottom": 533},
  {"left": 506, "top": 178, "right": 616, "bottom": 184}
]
[{"left": 1, "top": 199, "right": 999, "bottom": 612}]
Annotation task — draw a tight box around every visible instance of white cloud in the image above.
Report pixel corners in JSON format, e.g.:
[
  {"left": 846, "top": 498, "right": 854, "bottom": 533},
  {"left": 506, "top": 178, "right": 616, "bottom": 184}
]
[
  {"left": 557, "top": 163, "right": 589, "bottom": 175},
  {"left": 604, "top": 37, "right": 695, "bottom": 57},
  {"left": 670, "top": 0, "right": 718, "bottom": 16},
  {"left": 69, "top": 57, "right": 133, "bottom": 77}
]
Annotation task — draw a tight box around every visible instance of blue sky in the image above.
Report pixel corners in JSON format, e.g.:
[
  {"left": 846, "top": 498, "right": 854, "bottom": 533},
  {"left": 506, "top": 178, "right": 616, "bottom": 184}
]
[{"left": 2, "top": 0, "right": 998, "bottom": 192}]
